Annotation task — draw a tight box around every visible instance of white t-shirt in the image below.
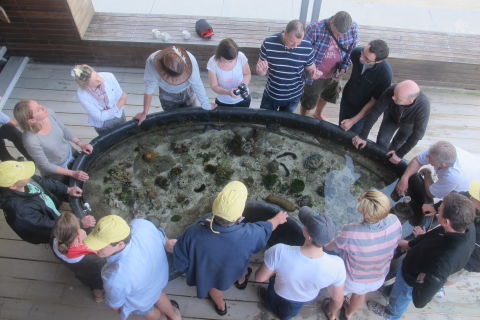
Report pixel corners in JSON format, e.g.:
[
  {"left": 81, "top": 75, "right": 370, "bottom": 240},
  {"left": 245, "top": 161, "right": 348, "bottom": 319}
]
[
  {"left": 264, "top": 243, "right": 346, "bottom": 302},
  {"left": 206, "top": 51, "right": 248, "bottom": 104},
  {"left": 417, "top": 147, "right": 480, "bottom": 198}
]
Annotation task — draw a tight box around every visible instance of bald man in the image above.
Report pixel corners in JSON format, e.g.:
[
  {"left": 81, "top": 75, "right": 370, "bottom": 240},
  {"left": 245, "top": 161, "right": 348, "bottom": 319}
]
[{"left": 352, "top": 80, "right": 430, "bottom": 164}]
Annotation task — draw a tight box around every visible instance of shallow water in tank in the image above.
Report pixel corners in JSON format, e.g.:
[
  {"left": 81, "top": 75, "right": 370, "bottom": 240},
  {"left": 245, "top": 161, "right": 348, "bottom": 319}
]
[{"left": 83, "top": 124, "right": 397, "bottom": 238}]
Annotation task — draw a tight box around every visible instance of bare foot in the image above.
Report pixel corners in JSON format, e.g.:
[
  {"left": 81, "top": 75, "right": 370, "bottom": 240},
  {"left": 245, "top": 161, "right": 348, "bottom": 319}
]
[
  {"left": 314, "top": 113, "right": 329, "bottom": 121},
  {"left": 92, "top": 289, "right": 104, "bottom": 303}
]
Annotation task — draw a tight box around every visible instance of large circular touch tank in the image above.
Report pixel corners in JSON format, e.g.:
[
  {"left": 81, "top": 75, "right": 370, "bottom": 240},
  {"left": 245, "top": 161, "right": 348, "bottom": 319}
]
[{"left": 70, "top": 108, "right": 407, "bottom": 251}]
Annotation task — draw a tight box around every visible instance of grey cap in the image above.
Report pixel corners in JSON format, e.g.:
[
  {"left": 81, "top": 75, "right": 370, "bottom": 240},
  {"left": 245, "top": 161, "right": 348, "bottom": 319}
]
[
  {"left": 332, "top": 11, "right": 352, "bottom": 33},
  {"left": 299, "top": 206, "right": 336, "bottom": 246}
]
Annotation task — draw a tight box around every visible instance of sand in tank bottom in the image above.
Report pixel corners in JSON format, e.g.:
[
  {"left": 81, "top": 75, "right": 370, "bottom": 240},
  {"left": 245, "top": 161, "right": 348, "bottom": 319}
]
[{"left": 84, "top": 124, "right": 395, "bottom": 238}]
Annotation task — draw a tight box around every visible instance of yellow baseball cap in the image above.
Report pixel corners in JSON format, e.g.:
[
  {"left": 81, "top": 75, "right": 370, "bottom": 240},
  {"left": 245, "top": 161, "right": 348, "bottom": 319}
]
[
  {"left": 469, "top": 180, "right": 480, "bottom": 201},
  {"left": 84, "top": 215, "right": 131, "bottom": 251},
  {"left": 211, "top": 181, "right": 248, "bottom": 233},
  {"left": 0, "top": 161, "right": 35, "bottom": 187}
]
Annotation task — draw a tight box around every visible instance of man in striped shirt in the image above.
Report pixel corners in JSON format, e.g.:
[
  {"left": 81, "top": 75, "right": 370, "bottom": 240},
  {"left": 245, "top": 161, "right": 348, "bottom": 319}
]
[
  {"left": 256, "top": 20, "right": 322, "bottom": 112},
  {"left": 325, "top": 190, "right": 402, "bottom": 320}
]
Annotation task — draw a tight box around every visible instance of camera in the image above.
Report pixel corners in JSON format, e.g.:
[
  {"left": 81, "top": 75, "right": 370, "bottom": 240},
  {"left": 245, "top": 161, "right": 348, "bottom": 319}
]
[
  {"left": 233, "top": 83, "right": 249, "bottom": 100},
  {"left": 332, "top": 62, "right": 342, "bottom": 78}
]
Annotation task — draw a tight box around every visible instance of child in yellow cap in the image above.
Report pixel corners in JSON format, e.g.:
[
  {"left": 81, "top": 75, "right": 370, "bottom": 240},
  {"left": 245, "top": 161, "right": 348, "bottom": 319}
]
[{"left": 173, "top": 181, "right": 288, "bottom": 315}]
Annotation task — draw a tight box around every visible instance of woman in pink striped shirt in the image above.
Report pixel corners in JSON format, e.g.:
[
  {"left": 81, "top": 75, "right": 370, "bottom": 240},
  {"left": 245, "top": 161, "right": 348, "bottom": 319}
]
[{"left": 325, "top": 190, "right": 402, "bottom": 320}]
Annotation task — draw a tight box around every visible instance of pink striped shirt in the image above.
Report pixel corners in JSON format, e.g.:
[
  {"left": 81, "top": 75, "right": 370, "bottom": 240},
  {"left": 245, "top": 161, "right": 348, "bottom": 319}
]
[{"left": 331, "top": 214, "right": 402, "bottom": 283}]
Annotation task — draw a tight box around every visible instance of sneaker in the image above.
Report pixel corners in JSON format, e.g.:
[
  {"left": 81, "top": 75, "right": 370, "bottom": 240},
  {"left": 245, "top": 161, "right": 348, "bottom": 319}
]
[
  {"left": 367, "top": 300, "right": 389, "bottom": 319},
  {"left": 434, "top": 286, "right": 445, "bottom": 301}
]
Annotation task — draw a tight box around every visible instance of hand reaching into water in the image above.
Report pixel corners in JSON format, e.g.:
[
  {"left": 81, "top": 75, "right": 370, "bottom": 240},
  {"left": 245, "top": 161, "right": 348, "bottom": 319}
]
[
  {"left": 81, "top": 215, "right": 96, "bottom": 228},
  {"left": 269, "top": 211, "right": 289, "bottom": 231}
]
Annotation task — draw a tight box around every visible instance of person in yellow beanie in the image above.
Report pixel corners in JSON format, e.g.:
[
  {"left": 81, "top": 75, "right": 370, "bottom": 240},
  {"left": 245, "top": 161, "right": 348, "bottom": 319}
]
[
  {"left": 173, "top": 181, "right": 288, "bottom": 316},
  {"left": 0, "top": 160, "right": 94, "bottom": 244},
  {"left": 84, "top": 215, "right": 181, "bottom": 320}
]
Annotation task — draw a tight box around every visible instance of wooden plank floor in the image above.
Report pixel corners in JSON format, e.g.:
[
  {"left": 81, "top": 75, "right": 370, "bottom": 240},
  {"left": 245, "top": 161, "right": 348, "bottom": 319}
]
[{"left": 1, "top": 63, "right": 480, "bottom": 319}]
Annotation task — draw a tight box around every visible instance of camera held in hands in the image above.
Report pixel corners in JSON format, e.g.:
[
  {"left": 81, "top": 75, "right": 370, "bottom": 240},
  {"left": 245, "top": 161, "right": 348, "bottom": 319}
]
[{"left": 233, "top": 83, "right": 249, "bottom": 100}]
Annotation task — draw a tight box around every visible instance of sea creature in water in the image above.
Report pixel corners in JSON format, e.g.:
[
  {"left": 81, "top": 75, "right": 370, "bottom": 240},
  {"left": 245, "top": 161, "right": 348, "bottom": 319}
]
[
  {"left": 296, "top": 195, "right": 313, "bottom": 207},
  {"left": 276, "top": 152, "right": 297, "bottom": 160},
  {"left": 279, "top": 163, "right": 290, "bottom": 177},
  {"left": 265, "top": 194, "right": 298, "bottom": 211},
  {"left": 169, "top": 166, "right": 183, "bottom": 177},
  {"left": 215, "top": 163, "right": 234, "bottom": 185},
  {"left": 316, "top": 184, "right": 325, "bottom": 197},
  {"left": 154, "top": 176, "right": 170, "bottom": 190},
  {"left": 204, "top": 163, "right": 217, "bottom": 174},
  {"left": 170, "top": 142, "right": 189, "bottom": 154},
  {"left": 289, "top": 179, "right": 305, "bottom": 194},
  {"left": 227, "top": 134, "right": 246, "bottom": 156},
  {"left": 171, "top": 215, "right": 182, "bottom": 222},
  {"left": 243, "top": 176, "right": 254, "bottom": 188},
  {"left": 304, "top": 153, "right": 323, "bottom": 170},
  {"left": 142, "top": 149, "right": 157, "bottom": 163},
  {"left": 262, "top": 173, "right": 278, "bottom": 190},
  {"left": 266, "top": 160, "right": 279, "bottom": 173},
  {"left": 194, "top": 184, "right": 206, "bottom": 192}
]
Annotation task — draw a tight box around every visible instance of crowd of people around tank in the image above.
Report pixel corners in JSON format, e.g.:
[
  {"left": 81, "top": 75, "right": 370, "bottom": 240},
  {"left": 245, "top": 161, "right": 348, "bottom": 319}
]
[{"left": 1, "top": 10, "right": 479, "bottom": 320}]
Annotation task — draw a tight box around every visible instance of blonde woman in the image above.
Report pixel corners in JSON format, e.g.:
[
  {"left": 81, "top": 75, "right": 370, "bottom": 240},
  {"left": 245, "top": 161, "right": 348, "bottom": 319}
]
[
  {"left": 72, "top": 64, "right": 127, "bottom": 135},
  {"left": 325, "top": 190, "right": 402, "bottom": 320},
  {"left": 14, "top": 99, "right": 92, "bottom": 182}
]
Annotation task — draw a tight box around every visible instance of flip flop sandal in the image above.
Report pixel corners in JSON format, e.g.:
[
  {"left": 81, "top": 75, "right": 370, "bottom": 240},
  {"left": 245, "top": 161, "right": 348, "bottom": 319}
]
[
  {"left": 170, "top": 300, "right": 180, "bottom": 311},
  {"left": 234, "top": 267, "right": 252, "bottom": 290},
  {"left": 92, "top": 289, "right": 104, "bottom": 303},
  {"left": 339, "top": 305, "right": 349, "bottom": 320},
  {"left": 322, "top": 298, "right": 336, "bottom": 320},
  {"left": 214, "top": 301, "right": 228, "bottom": 316}
]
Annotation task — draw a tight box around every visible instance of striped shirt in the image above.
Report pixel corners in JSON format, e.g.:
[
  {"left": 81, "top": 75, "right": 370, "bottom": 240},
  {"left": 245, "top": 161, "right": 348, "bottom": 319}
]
[
  {"left": 260, "top": 33, "right": 314, "bottom": 101},
  {"left": 331, "top": 214, "right": 402, "bottom": 283}
]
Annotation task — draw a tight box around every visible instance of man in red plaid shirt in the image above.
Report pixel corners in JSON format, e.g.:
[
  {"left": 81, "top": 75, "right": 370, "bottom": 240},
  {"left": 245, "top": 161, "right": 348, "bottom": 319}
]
[{"left": 300, "top": 11, "right": 358, "bottom": 120}]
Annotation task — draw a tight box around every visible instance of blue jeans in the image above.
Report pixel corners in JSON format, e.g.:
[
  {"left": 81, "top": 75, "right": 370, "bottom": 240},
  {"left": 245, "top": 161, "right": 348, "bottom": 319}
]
[
  {"left": 386, "top": 267, "right": 413, "bottom": 320},
  {"left": 265, "top": 277, "right": 306, "bottom": 320},
  {"left": 260, "top": 91, "right": 299, "bottom": 113}
]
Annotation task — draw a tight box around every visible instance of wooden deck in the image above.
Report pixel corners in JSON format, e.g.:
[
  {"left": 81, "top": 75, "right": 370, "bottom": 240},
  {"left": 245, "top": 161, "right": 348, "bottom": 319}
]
[
  {"left": 81, "top": 13, "right": 480, "bottom": 90},
  {"left": 1, "top": 63, "right": 480, "bottom": 319}
]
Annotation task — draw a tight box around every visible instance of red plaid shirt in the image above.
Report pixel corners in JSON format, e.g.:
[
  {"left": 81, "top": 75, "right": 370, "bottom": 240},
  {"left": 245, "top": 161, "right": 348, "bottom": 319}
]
[{"left": 305, "top": 18, "right": 359, "bottom": 70}]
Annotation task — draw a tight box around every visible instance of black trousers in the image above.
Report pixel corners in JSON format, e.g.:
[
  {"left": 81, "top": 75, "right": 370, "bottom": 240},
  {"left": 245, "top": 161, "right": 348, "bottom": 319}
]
[
  {"left": 376, "top": 113, "right": 414, "bottom": 152},
  {"left": 0, "top": 123, "right": 31, "bottom": 161}
]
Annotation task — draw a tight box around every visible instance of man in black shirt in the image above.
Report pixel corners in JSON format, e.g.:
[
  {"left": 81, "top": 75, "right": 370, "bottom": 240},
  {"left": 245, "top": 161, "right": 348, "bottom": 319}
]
[
  {"left": 339, "top": 39, "right": 392, "bottom": 133},
  {"left": 351, "top": 80, "right": 430, "bottom": 164},
  {"left": 367, "top": 192, "right": 476, "bottom": 319}
]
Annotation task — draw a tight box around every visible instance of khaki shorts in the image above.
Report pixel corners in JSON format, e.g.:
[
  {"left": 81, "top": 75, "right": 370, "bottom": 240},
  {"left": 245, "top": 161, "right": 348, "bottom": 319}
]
[{"left": 300, "top": 78, "right": 341, "bottom": 110}]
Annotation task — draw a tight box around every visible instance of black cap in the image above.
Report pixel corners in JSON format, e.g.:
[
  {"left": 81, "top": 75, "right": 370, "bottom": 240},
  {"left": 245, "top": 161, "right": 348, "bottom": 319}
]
[{"left": 299, "top": 206, "right": 336, "bottom": 246}]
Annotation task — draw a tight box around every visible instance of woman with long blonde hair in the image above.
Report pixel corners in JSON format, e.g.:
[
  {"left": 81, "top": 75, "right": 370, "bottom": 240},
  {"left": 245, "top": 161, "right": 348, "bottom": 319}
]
[{"left": 14, "top": 99, "right": 92, "bottom": 182}]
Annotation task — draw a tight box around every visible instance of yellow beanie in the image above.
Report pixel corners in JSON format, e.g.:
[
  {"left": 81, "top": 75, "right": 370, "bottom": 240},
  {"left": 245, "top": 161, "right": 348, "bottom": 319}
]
[
  {"left": 469, "top": 180, "right": 480, "bottom": 202},
  {"left": 0, "top": 161, "right": 35, "bottom": 188},
  {"left": 211, "top": 181, "right": 248, "bottom": 233}
]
